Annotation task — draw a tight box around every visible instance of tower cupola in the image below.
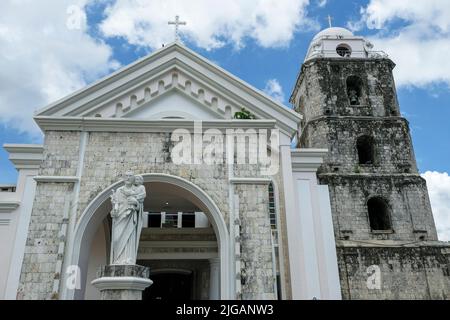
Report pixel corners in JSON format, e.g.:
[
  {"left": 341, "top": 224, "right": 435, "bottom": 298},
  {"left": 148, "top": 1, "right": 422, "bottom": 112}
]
[{"left": 304, "top": 26, "right": 384, "bottom": 61}]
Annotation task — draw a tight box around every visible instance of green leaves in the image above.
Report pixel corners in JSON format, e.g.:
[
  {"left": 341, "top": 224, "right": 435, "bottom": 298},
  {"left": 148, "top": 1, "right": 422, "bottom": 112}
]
[{"left": 234, "top": 108, "right": 256, "bottom": 120}]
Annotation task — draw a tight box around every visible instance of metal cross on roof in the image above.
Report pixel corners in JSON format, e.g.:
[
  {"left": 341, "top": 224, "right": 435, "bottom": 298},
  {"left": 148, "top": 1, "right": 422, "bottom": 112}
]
[
  {"left": 326, "top": 14, "right": 333, "bottom": 28},
  {"left": 168, "top": 15, "right": 187, "bottom": 42}
]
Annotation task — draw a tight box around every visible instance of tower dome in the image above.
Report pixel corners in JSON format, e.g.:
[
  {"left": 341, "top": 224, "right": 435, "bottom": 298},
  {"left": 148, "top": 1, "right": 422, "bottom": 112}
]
[
  {"left": 312, "top": 27, "right": 354, "bottom": 40},
  {"left": 305, "top": 26, "right": 380, "bottom": 62}
]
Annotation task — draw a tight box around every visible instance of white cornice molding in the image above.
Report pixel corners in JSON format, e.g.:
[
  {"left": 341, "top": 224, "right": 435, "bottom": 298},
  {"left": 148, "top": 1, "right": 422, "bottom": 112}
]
[
  {"left": 91, "top": 276, "right": 153, "bottom": 291},
  {"left": 291, "top": 148, "right": 328, "bottom": 172},
  {"left": 0, "top": 201, "right": 20, "bottom": 213},
  {"left": 229, "top": 177, "right": 272, "bottom": 185},
  {"left": 34, "top": 176, "right": 79, "bottom": 183},
  {"left": 34, "top": 116, "right": 279, "bottom": 133},
  {"left": 3, "top": 144, "right": 44, "bottom": 170},
  {"left": 139, "top": 241, "right": 218, "bottom": 248}
]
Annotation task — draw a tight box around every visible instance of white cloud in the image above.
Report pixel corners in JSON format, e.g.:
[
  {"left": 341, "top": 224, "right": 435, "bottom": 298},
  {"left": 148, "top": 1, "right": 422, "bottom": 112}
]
[
  {"left": 0, "top": 0, "right": 117, "bottom": 136},
  {"left": 421, "top": 171, "right": 450, "bottom": 241},
  {"left": 99, "top": 0, "right": 316, "bottom": 50},
  {"left": 263, "top": 79, "right": 285, "bottom": 103},
  {"left": 354, "top": 0, "right": 450, "bottom": 88},
  {"left": 361, "top": 1, "right": 450, "bottom": 32}
]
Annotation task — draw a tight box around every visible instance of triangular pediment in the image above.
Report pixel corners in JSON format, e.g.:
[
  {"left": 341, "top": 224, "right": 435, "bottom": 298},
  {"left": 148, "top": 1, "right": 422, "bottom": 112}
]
[{"left": 35, "top": 42, "right": 301, "bottom": 136}]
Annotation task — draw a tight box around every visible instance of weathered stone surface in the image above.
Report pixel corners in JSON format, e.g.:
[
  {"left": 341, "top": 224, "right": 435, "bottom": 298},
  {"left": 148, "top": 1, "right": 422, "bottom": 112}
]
[
  {"left": 337, "top": 244, "right": 450, "bottom": 300},
  {"left": 18, "top": 131, "right": 281, "bottom": 300},
  {"left": 97, "top": 264, "right": 149, "bottom": 279},
  {"left": 293, "top": 57, "right": 450, "bottom": 300},
  {"left": 294, "top": 57, "right": 438, "bottom": 242},
  {"left": 93, "top": 264, "right": 152, "bottom": 300},
  {"left": 236, "top": 184, "right": 276, "bottom": 300}
]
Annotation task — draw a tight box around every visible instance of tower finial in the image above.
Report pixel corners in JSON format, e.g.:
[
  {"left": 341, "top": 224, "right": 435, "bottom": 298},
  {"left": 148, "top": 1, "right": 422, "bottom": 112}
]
[
  {"left": 168, "top": 15, "right": 187, "bottom": 42},
  {"left": 326, "top": 14, "right": 333, "bottom": 28}
]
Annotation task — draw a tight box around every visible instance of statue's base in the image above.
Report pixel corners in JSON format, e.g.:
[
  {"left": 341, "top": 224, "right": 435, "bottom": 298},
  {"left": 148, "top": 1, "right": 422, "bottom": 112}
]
[{"left": 91, "top": 265, "right": 152, "bottom": 300}]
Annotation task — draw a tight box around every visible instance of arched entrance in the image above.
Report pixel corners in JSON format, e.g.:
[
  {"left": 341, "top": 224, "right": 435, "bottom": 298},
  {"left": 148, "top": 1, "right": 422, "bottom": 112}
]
[
  {"left": 143, "top": 269, "right": 193, "bottom": 300},
  {"left": 62, "top": 173, "right": 230, "bottom": 300}
]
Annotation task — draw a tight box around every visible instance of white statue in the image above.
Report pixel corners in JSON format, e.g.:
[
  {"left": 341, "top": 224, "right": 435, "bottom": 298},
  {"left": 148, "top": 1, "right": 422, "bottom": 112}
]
[
  {"left": 133, "top": 175, "right": 146, "bottom": 257},
  {"left": 110, "top": 171, "right": 146, "bottom": 265}
]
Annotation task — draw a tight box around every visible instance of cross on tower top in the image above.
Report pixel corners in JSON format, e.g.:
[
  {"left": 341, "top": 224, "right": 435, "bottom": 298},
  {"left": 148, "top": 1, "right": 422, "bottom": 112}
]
[
  {"left": 326, "top": 15, "right": 333, "bottom": 28},
  {"left": 168, "top": 15, "right": 187, "bottom": 42}
]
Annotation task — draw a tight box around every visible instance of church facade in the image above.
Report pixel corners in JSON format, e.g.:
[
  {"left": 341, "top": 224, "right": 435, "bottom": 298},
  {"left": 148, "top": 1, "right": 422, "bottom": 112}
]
[{"left": 0, "top": 27, "right": 449, "bottom": 300}]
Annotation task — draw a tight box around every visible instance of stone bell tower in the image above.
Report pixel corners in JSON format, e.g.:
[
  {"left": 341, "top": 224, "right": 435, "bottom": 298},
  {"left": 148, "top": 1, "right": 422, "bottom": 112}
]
[{"left": 290, "top": 27, "right": 450, "bottom": 299}]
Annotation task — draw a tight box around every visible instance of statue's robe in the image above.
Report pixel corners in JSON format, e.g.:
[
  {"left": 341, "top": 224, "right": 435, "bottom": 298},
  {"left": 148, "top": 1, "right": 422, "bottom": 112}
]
[
  {"left": 134, "top": 184, "right": 146, "bottom": 257},
  {"left": 111, "top": 185, "right": 139, "bottom": 265}
]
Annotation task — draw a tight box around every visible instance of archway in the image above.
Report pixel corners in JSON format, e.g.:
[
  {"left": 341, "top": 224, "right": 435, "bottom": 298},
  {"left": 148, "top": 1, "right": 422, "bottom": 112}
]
[{"left": 63, "top": 173, "right": 230, "bottom": 300}]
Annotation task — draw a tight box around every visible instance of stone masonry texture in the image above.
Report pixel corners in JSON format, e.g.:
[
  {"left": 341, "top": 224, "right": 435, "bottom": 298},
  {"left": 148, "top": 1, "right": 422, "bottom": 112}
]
[
  {"left": 293, "top": 57, "right": 450, "bottom": 299},
  {"left": 236, "top": 184, "right": 276, "bottom": 300},
  {"left": 18, "top": 130, "right": 281, "bottom": 299}
]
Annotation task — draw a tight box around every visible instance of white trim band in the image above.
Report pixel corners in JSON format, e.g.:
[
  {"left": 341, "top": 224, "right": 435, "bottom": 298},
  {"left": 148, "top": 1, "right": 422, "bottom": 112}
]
[
  {"left": 91, "top": 276, "right": 153, "bottom": 291},
  {"left": 229, "top": 178, "right": 272, "bottom": 185},
  {"left": 0, "top": 201, "right": 20, "bottom": 213},
  {"left": 34, "top": 176, "right": 80, "bottom": 183}
]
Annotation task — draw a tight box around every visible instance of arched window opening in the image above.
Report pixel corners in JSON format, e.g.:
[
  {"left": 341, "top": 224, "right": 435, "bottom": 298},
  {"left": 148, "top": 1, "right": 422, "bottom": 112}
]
[
  {"left": 336, "top": 44, "right": 352, "bottom": 57},
  {"left": 356, "top": 135, "right": 375, "bottom": 165},
  {"left": 368, "top": 197, "right": 392, "bottom": 231},
  {"left": 346, "top": 75, "right": 363, "bottom": 105}
]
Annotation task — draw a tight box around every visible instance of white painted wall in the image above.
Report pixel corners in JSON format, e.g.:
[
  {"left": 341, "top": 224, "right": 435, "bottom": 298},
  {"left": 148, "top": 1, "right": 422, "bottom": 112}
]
[
  {"left": 1, "top": 144, "right": 42, "bottom": 300},
  {"left": 0, "top": 190, "right": 21, "bottom": 299},
  {"left": 195, "top": 212, "right": 209, "bottom": 228},
  {"left": 3, "top": 170, "right": 38, "bottom": 299},
  {"left": 287, "top": 149, "right": 342, "bottom": 300}
]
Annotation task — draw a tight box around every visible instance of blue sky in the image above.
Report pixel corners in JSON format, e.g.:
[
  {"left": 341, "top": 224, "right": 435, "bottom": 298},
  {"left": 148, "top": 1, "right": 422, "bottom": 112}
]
[{"left": 1, "top": 0, "right": 449, "bottom": 238}]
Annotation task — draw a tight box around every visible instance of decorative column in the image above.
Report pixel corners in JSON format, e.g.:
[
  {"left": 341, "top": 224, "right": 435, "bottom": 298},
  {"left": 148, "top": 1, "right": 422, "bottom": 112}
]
[
  {"left": 91, "top": 265, "right": 152, "bottom": 300},
  {"left": 209, "top": 258, "right": 220, "bottom": 300}
]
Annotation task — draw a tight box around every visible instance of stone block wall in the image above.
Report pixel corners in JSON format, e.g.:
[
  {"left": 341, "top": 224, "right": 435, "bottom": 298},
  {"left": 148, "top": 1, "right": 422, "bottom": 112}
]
[
  {"left": 294, "top": 58, "right": 400, "bottom": 122},
  {"left": 78, "top": 131, "right": 230, "bottom": 223},
  {"left": 337, "top": 244, "right": 450, "bottom": 300},
  {"left": 18, "top": 130, "right": 281, "bottom": 300},
  {"left": 235, "top": 184, "right": 275, "bottom": 300},
  {"left": 293, "top": 57, "right": 437, "bottom": 243},
  {"left": 17, "top": 183, "right": 72, "bottom": 300},
  {"left": 40, "top": 131, "right": 81, "bottom": 176},
  {"left": 291, "top": 55, "right": 449, "bottom": 300},
  {"left": 321, "top": 175, "right": 438, "bottom": 241},
  {"left": 301, "top": 118, "right": 417, "bottom": 174}
]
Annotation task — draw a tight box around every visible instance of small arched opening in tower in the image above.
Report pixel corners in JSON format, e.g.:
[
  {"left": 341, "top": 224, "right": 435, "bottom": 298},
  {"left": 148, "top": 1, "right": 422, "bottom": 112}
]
[
  {"left": 336, "top": 43, "right": 352, "bottom": 57},
  {"left": 346, "top": 75, "right": 363, "bottom": 106},
  {"left": 367, "top": 197, "right": 392, "bottom": 231},
  {"left": 356, "top": 135, "right": 375, "bottom": 165}
]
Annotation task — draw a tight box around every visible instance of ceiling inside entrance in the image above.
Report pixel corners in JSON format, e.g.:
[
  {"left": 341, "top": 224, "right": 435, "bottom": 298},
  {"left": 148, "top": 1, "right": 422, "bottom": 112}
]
[{"left": 143, "top": 182, "right": 201, "bottom": 213}]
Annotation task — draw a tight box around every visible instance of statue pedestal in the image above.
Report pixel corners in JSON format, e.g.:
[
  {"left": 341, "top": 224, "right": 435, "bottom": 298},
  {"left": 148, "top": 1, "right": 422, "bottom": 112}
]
[{"left": 91, "top": 265, "right": 152, "bottom": 300}]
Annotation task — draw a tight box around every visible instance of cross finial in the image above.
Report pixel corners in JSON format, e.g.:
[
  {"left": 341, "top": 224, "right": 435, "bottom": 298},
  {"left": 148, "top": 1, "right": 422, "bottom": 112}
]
[
  {"left": 327, "top": 15, "right": 333, "bottom": 28},
  {"left": 168, "top": 15, "right": 187, "bottom": 42}
]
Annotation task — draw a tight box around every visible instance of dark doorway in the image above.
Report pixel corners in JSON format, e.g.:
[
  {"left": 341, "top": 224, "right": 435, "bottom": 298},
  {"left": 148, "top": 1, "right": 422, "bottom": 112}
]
[
  {"left": 148, "top": 213, "right": 162, "bottom": 228},
  {"left": 143, "top": 272, "right": 193, "bottom": 300},
  {"left": 182, "top": 213, "right": 195, "bottom": 228}
]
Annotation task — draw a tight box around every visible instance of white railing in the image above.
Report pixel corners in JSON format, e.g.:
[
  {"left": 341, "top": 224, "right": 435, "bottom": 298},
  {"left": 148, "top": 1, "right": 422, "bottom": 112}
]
[
  {"left": 307, "top": 49, "right": 389, "bottom": 61},
  {"left": 144, "top": 211, "right": 209, "bottom": 229}
]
